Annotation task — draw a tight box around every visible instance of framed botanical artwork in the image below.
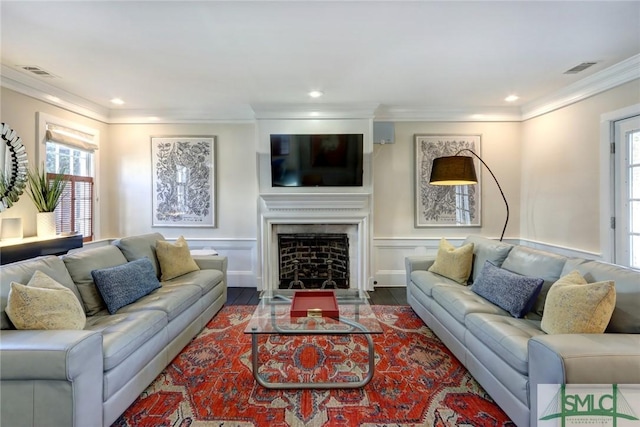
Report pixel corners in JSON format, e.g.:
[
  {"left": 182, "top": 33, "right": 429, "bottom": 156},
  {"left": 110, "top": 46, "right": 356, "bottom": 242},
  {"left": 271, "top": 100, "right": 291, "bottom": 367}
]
[
  {"left": 151, "top": 136, "right": 216, "bottom": 227},
  {"left": 414, "top": 134, "right": 481, "bottom": 228}
]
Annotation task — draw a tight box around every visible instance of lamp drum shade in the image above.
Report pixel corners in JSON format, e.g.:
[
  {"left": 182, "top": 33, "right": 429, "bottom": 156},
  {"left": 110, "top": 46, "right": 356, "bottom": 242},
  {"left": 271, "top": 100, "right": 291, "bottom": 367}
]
[{"left": 429, "top": 156, "right": 478, "bottom": 185}]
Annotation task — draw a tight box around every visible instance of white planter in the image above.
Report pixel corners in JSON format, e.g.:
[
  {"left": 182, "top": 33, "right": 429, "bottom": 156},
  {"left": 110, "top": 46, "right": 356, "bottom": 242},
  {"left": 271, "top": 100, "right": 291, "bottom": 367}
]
[{"left": 37, "top": 212, "right": 57, "bottom": 238}]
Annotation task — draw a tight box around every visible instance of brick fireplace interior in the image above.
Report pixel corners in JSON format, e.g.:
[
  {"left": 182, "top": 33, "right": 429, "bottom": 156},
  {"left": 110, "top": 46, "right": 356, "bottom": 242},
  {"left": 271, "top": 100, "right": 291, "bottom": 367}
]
[{"left": 277, "top": 233, "right": 349, "bottom": 289}]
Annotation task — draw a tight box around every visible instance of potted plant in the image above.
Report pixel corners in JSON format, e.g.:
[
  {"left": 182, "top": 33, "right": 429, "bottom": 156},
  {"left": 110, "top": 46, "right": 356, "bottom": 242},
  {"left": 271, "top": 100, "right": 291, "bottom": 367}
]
[{"left": 26, "top": 164, "right": 67, "bottom": 237}]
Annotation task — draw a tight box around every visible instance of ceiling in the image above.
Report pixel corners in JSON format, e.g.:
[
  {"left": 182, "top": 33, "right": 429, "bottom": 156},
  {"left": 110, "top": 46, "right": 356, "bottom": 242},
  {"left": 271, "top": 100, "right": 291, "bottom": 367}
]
[{"left": 1, "top": 1, "right": 639, "bottom": 123}]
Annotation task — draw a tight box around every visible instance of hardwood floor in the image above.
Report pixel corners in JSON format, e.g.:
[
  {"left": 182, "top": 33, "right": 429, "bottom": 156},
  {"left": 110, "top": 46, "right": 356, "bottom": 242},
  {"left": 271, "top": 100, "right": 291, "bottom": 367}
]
[{"left": 226, "top": 287, "right": 408, "bottom": 306}]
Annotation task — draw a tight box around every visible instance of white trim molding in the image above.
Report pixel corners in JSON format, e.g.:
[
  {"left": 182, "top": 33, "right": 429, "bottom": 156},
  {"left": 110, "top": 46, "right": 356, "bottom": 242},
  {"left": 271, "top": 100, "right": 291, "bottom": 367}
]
[
  {"left": 3, "top": 55, "right": 638, "bottom": 124},
  {"left": 521, "top": 54, "right": 640, "bottom": 121}
]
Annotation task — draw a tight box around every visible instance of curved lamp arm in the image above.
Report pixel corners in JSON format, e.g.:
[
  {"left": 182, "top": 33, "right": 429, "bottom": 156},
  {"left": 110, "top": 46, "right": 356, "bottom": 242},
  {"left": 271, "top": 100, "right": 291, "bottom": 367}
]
[{"left": 456, "top": 149, "right": 509, "bottom": 241}]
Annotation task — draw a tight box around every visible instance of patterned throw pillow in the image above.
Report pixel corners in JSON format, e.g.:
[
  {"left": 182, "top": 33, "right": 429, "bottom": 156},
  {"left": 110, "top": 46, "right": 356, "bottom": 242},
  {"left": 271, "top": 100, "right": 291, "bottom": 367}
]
[
  {"left": 428, "top": 238, "right": 474, "bottom": 284},
  {"left": 541, "top": 270, "right": 616, "bottom": 334},
  {"left": 91, "top": 258, "right": 161, "bottom": 314},
  {"left": 471, "top": 261, "right": 544, "bottom": 318},
  {"left": 5, "top": 270, "right": 86, "bottom": 330},
  {"left": 156, "top": 235, "right": 200, "bottom": 281}
]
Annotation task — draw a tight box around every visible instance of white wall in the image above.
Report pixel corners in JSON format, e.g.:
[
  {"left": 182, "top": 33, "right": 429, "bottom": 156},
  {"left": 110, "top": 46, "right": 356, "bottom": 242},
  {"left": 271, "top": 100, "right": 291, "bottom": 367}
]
[
  {"left": 520, "top": 79, "right": 640, "bottom": 255},
  {"left": 371, "top": 121, "right": 522, "bottom": 285},
  {"left": 3, "top": 81, "right": 638, "bottom": 287},
  {"left": 106, "top": 122, "right": 258, "bottom": 287},
  {"left": 0, "top": 88, "right": 109, "bottom": 237}
]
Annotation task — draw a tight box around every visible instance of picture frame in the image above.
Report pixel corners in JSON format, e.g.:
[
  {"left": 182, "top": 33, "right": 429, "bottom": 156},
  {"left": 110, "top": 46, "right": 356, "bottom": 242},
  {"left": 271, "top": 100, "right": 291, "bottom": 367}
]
[
  {"left": 151, "top": 136, "right": 216, "bottom": 227},
  {"left": 414, "top": 134, "right": 482, "bottom": 228}
]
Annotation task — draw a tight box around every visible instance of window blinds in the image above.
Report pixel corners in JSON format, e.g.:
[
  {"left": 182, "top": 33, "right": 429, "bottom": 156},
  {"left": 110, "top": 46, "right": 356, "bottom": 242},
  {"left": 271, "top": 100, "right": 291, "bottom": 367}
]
[{"left": 52, "top": 174, "right": 93, "bottom": 242}]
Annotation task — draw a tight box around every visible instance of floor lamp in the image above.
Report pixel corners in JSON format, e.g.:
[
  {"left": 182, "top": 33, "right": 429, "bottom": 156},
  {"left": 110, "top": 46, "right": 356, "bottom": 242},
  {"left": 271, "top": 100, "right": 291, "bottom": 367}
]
[{"left": 429, "top": 149, "right": 509, "bottom": 242}]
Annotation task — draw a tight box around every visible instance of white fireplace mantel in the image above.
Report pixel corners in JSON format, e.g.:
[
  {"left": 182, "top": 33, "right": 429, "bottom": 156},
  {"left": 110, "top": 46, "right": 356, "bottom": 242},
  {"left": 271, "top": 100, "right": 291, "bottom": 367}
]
[
  {"left": 258, "top": 192, "right": 373, "bottom": 292},
  {"left": 260, "top": 193, "right": 370, "bottom": 212}
]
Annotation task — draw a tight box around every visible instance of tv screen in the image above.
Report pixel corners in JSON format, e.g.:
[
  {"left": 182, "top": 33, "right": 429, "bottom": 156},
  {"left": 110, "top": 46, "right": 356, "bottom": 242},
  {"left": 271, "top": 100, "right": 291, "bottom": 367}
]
[{"left": 270, "top": 134, "right": 364, "bottom": 187}]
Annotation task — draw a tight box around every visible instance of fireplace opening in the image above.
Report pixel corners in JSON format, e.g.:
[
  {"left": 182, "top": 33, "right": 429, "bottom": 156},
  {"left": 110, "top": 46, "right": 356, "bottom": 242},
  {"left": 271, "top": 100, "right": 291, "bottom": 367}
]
[{"left": 278, "top": 233, "right": 349, "bottom": 289}]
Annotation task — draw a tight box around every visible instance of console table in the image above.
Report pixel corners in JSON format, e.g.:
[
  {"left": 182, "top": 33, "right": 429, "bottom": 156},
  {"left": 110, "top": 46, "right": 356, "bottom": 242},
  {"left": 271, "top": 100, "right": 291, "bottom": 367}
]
[{"left": 0, "top": 234, "right": 84, "bottom": 265}]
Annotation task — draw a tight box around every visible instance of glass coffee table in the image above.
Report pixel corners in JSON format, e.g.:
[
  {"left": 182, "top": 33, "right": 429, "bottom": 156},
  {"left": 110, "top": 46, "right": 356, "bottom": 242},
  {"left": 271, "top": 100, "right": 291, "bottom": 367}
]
[{"left": 244, "top": 289, "right": 383, "bottom": 389}]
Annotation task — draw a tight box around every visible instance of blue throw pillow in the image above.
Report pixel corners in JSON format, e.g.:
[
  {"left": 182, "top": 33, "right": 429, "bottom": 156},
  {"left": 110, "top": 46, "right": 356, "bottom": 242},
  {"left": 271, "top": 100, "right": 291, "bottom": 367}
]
[
  {"left": 471, "top": 261, "right": 544, "bottom": 318},
  {"left": 91, "top": 258, "right": 161, "bottom": 314}
]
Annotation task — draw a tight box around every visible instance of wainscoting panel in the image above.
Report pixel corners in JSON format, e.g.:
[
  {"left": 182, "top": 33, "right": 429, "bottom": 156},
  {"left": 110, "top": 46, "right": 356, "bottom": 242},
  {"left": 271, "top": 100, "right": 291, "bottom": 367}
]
[
  {"left": 83, "top": 236, "right": 602, "bottom": 290},
  {"left": 187, "top": 238, "right": 258, "bottom": 288},
  {"left": 372, "top": 237, "right": 602, "bottom": 288},
  {"left": 373, "top": 238, "right": 445, "bottom": 287}
]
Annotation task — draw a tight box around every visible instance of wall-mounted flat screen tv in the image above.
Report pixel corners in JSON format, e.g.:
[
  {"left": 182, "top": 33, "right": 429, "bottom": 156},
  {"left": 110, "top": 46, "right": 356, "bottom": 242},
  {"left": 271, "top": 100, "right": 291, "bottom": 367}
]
[{"left": 270, "top": 134, "right": 364, "bottom": 187}]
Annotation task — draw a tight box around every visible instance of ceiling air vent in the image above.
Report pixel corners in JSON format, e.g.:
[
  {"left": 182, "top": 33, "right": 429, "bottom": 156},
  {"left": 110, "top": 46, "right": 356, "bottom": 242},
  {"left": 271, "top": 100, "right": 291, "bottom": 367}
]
[
  {"left": 564, "top": 62, "right": 598, "bottom": 74},
  {"left": 17, "top": 65, "right": 57, "bottom": 78}
]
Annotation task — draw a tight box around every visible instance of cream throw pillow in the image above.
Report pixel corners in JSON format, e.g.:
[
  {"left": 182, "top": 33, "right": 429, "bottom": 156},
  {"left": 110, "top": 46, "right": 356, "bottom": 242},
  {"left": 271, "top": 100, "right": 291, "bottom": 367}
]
[
  {"left": 541, "top": 270, "right": 616, "bottom": 334},
  {"left": 428, "top": 238, "right": 474, "bottom": 284},
  {"left": 6, "top": 270, "right": 86, "bottom": 330},
  {"left": 156, "top": 235, "right": 200, "bottom": 281}
]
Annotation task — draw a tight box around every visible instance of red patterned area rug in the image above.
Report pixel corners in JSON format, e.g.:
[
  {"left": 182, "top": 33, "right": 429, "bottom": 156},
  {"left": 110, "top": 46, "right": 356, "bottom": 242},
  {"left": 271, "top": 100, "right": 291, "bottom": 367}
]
[{"left": 113, "top": 305, "right": 515, "bottom": 427}]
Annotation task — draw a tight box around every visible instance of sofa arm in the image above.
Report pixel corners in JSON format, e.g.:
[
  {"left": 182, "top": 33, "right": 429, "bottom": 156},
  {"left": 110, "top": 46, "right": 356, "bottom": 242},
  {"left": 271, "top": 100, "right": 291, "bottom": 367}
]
[
  {"left": 0, "top": 330, "right": 104, "bottom": 427},
  {"left": 529, "top": 334, "right": 640, "bottom": 385},
  {"left": 194, "top": 255, "right": 228, "bottom": 283},
  {"left": 404, "top": 256, "right": 435, "bottom": 286},
  {"left": 528, "top": 333, "right": 640, "bottom": 427}
]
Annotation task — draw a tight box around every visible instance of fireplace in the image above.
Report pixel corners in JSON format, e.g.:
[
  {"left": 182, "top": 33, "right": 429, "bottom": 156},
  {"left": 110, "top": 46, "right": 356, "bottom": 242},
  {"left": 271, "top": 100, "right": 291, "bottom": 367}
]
[
  {"left": 259, "top": 193, "right": 372, "bottom": 292},
  {"left": 278, "top": 233, "right": 349, "bottom": 289}
]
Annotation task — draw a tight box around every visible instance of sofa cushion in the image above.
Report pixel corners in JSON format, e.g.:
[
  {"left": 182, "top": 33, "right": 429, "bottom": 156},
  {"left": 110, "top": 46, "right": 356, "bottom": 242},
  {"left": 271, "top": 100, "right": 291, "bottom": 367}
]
[
  {"left": 164, "top": 269, "right": 224, "bottom": 295},
  {"left": 463, "top": 235, "right": 514, "bottom": 283},
  {"left": 1, "top": 256, "right": 81, "bottom": 330},
  {"left": 117, "top": 282, "right": 202, "bottom": 321},
  {"left": 156, "top": 236, "right": 200, "bottom": 281},
  {"left": 465, "top": 312, "right": 545, "bottom": 375},
  {"left": 6, "top": 271, "right": 86, "bottom": 330},
  {"left": 471, "top": 261, "right": 544, "bottom": 318},
  {"left": 432, "top": 285, "right": 509, "bottom": 325},
  {"left": 410, "top": 270, "right": 461, "bottom": 298},
  {"left": 501, "top": 246, "right": 567, "bottom": 316},
  {"left": 92, "top": 258, "right": 161, "bottom": 314},
  {"left": 428, "top": 238, "right": 474, "bottom": 284},
  {"left": 541, "top": 271, "right": 616, "bottom": 334},
  {"left": 113, "top": 232, "right": 165, "bottom": 278},
  {"left": 63, "top": 245, "right": 129, "bottom": 315},
  {"left": 85, "top": 309, "right": 167, "bottom": 370}
]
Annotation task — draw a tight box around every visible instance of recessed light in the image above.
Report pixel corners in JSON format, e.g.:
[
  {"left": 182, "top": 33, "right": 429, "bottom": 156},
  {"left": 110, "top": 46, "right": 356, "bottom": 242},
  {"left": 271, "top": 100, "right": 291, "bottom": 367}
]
[
  {"left": 504, "top": 95, "right": 519, "bottom": 102},
  {"left": 110, "top": 98, "right": 125, "bottom": 105},
  {"left": 308, "top": 90, "right": 323, "bottom": 98},
  {"left": 309, "top": 111, "right": 320, "bottom": 117}
]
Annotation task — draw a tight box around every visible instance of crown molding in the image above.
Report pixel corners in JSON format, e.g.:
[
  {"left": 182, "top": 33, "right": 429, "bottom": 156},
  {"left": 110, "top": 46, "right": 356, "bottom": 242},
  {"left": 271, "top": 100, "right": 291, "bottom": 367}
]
[
  {"left": 520, "top": 54, "right": 640, "bottom": 121},
  {"left": 374, "top": 106, "right": 522, "bottom": 122},
  {"left": 107, "top": 107, "right": 256, "bottom": 124},
  {"left": 1, "top": 65, "right": 110, "bottom": 122},
  {"left": 2, "top": 56, "right": 638, "bottom": 124},
  {"left": 251, "top": 103, "right": 379, "bottom": 120}
]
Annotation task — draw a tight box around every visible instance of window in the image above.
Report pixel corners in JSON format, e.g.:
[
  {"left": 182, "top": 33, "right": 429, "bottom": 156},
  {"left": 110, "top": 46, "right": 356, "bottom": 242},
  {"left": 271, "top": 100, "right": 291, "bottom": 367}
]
[
  {"left": 625, "top": 127, "right": 640, "bottom": 268},
  {"left": 39, "top": 116, "right": 98, "bottom": 242},
  {"left": 614, "top": 115, "right": 640, "bottom": 269}
]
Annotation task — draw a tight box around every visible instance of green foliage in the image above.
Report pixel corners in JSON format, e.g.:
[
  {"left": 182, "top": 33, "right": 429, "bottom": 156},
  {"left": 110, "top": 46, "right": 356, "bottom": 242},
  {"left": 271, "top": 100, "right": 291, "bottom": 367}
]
[{"left": 26, "top": 164, "right": 67, "bottom": 212}]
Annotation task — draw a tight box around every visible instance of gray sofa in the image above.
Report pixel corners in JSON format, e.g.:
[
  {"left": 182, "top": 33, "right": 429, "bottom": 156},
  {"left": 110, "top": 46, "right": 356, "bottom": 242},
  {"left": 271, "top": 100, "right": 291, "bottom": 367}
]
[
  {"left": 406, "top": 235, "right": 640, "bottom": 427},
  {"left": 0, "top": 233, "right": 228, "bottom": 427}
]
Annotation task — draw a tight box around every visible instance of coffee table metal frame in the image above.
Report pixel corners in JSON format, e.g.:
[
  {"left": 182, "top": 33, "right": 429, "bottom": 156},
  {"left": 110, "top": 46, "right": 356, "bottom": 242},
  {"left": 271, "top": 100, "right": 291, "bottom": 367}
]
[{"left": 245, "top": 290, "right": 382, "bottom": 390}]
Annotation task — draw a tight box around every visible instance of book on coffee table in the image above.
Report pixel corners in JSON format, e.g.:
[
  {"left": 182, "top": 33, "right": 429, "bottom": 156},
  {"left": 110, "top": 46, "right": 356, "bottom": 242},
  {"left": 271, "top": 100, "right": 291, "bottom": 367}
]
[{"left": 290, "top": 290, "right": 339, "bottom": 318}]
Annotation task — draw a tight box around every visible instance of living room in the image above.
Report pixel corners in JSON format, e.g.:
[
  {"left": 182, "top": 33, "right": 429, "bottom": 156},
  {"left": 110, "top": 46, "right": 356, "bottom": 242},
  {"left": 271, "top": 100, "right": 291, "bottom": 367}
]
[
  {"left": 1, "top": 2, "right": 639, "bottom": 287},
  {"left": 0, "top": 1, "right": 639, "bottom": 426}
]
